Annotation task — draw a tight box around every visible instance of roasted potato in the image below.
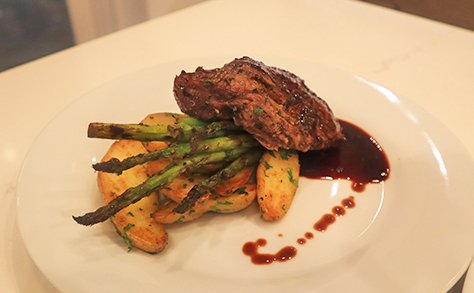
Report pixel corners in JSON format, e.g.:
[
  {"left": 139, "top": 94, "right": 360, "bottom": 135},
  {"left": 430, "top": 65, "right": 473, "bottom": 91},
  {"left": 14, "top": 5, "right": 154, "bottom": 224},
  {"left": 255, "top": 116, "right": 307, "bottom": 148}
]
[
  {"left": 214, "top": 166, "right": 255, "bottom": 196},
  {"left": 140, "top": 112, "right": 178, "bottom": 153},
  {"left": 158, "top": 158, "right": 255, "bottom": 202},
  {"left": 153, "top": 197, "right": 209, "bottom": 224},
  {"left": 207, "top": 184, "right": 257, "bottom": 213},
  {"left": 98, "top": 140, "right": 168, "bottom": 253},
  {"left": 140, "top": 113, "right": 176, "bottom": 174},
  {"left": 159, "top": 175, "right": 207, "bottom": 203},
  {"left": 153, "top": 184, "right": 257, "bottom": 224},
  {"left": 256, "top": 150, "right": 299, "bottom": 221}
]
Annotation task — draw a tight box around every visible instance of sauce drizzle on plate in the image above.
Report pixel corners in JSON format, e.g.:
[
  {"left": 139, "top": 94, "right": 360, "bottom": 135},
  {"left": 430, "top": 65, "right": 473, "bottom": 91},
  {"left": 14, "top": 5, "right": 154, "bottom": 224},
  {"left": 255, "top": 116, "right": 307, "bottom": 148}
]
[
  {"left": 242, "top": 239, "right": 297, "bottom": 265},
  {"left": 242, "top": 120, "right": 389, "bottom": 265},
  {"left": 243, "top": 196, "right": 356, "bottom": 264}
]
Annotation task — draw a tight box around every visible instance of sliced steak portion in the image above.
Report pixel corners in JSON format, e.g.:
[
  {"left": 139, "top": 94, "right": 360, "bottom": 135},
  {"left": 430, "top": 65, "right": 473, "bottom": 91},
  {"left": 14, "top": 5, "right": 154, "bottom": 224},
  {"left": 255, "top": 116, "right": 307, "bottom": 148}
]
[{"left": 173, "top": 57, "right": 344, "bottom": 151}]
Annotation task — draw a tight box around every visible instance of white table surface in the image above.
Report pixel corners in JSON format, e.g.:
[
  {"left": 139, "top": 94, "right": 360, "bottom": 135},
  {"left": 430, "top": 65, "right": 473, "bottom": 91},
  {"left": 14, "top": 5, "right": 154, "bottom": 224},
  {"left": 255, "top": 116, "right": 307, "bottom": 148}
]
[{"left": 1, "top": 0, "right": 473, "bottom": 292}]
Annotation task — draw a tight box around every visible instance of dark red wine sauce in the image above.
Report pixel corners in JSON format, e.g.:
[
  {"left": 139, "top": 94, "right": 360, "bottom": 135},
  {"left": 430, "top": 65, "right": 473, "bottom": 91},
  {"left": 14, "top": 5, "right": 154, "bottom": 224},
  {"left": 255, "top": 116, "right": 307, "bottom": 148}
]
[
  {"left": 297, "top": 238, "right": 307, "bottom": 245},
  {"left": 242, "top": 238, "right": 297, "bottom": 265},
  {"left": 242, "top": 120, "right": 389, "bottom": 265},
  {"left": 313, "top": 214, "right": 336, "bottom": 232},
  {"left": 243, "top": 196, "right": 356, "bottom": 263},
  {"left": 299, "top": 120, "right": 390, "bottom": 192},
  {"left": 342, "top": 196, "right": 356, "bottom": 208},
  {"left": 332, "top": 206, "right": 346, "bottom": 216}
]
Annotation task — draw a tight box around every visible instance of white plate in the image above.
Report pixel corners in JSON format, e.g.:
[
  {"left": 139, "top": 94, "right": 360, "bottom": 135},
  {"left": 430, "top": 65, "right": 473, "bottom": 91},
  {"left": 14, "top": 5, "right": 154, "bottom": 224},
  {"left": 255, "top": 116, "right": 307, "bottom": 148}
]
[{"left": 17, "top": 57, "right": 474, "bottom": 293}]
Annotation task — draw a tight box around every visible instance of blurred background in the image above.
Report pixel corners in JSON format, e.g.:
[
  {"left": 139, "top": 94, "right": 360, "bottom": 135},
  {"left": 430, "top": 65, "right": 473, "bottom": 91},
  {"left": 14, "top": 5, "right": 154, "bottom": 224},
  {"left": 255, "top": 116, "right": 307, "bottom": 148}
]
[
  {"left": 0, "top": 0, "right": 473, "bottom": 72},
  {"left": 0, "top": 0, "right": 207, "bottom": 71}
]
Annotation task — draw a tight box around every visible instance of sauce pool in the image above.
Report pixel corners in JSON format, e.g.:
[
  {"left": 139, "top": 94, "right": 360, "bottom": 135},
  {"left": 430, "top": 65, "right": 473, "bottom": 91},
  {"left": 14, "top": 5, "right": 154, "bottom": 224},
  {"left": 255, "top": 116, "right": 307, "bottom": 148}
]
[{"left": 299, "top": 120, "right": 390, "bottom": 192}]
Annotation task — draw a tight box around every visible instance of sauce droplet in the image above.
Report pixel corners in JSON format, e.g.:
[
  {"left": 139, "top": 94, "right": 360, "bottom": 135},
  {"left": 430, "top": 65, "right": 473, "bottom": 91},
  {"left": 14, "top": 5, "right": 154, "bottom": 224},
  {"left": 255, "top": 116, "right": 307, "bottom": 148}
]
[
  {"left": 242, "top": 239, "right": 297, "bottom": 265},
  {"left": 332, "top": 206, "right": 346, "bottom": 216},
  {"left": 297, "top": 238, "right": 306, "bottom": 245},
  {"left": 342, "top": 196, "right": 356, "bottom": 209},
  {"left": 313, "top": 214, "right": 336, "bottom": 232}
]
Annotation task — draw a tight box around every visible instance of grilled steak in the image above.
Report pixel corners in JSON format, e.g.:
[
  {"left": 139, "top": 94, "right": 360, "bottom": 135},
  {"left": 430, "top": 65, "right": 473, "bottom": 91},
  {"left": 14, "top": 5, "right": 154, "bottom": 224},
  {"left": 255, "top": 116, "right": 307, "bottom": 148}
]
[{"left": 173, "top": 57, "right": 344, "bottom": 151}]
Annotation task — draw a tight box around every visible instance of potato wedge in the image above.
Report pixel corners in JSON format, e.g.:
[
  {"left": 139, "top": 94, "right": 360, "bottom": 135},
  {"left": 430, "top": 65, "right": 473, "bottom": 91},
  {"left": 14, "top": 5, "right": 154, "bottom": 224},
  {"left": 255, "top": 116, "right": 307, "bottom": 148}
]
[
  {"left": 140, "top": 112, "right": 178, "bottom": 153},
  {"left": 214, "top": 166, "right": 255, "bottom": 196},
  {"left": 140, "top": 113, "right": 177, "bottom": 175},
  {"left": 98, "top": 140, "right": 168, "bottom": 253},
  {"left": 159, "top": 175, "right": 207, "bottom": 203},
  {"left": 153, "top": 198, "right": 209, "bottom": 224},
  {"left": 208, "top": 184, "right": 257, "bottom": 213},
  {"left": 153, "top": 184, "right": 257, "bottom": 224},
  {"left": 256, "top": 150, "right": 299, "bottom": 221}
]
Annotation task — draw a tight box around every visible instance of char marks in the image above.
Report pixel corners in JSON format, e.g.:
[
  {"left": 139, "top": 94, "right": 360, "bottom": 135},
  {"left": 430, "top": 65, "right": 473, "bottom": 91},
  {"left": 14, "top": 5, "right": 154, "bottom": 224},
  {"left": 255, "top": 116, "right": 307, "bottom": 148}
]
[{"left": 174, "top": 57, "right": 344, "bottom": 151}]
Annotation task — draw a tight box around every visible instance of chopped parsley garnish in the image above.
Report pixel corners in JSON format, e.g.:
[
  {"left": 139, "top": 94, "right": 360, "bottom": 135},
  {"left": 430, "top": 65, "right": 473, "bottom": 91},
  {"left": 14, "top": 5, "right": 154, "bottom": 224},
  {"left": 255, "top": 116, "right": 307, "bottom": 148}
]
[
  {"left": 174, "top": 216, "right": 185, "bottom": 223},
  {"left": 234, "top": 187, "right": 248, "bottom": 194},
  {"left": 263, "top": 160, "right": 272, "bottom": 170},
  {"left": 262, "top": 160, "right": 272, "bottom": 177},
  {"left": 288, "top": 168, "right": 299, "bottom": 187},
  {"left": 210, "top": 201, "right": 233, "bottom": 212},
  {"left": 279, "top": 149, "right": 292, "bottom": 160},
  {"left": 253, "top": 107, "right": 263, "bottom": 115},
  {"left": 122, "top": 223, "right": 135, "bottom": 252}
]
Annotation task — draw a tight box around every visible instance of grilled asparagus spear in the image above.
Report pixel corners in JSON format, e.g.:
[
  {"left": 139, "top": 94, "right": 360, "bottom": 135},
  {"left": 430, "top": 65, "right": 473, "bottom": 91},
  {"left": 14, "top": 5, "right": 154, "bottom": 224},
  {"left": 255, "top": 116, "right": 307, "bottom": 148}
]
[
  {"left": 73, "top": 147, "right": 252, "bottom": 226},
  {"left": 88, "top": 120, "right": 242, "bottom": 142},
  {"left": 173, "top": 150, "right": 263, "bottom": 213},
  {"left": 93, "top": 135, "right": 257, "bottom": 175}
]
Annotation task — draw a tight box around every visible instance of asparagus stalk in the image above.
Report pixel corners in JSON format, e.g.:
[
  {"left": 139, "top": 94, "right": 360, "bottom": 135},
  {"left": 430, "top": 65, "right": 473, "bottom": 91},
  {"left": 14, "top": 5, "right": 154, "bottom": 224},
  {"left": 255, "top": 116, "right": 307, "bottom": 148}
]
[
  {"left": 169, "top": 114, "right": 207, "bottom": 127},
  {"left": 189, "top": 121, "right": 242, "bottom": 150},
  {"left": 190, "top": 121, "right": 241, "bottom": 140},
  {"left": 87, "top": 122, "right": 197, "bottom": 141},
  {"left": 93, "top": 135, "right": 257, "bottom": 174},
  {"left": 73, "top": 147, "right": 252, "bottom": 226},
  {"left": 88, "top": 120, "right": 242, "bottom": 142},
  {"left": 173, "top": 150, "right": 263, "bottom": 214}
]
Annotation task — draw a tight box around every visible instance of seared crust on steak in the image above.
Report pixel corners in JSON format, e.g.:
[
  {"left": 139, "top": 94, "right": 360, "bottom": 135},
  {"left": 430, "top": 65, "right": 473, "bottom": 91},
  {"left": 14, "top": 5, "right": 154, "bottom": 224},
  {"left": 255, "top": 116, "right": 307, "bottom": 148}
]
[{"left": 173, "top": 57, "right": 344, "bottom": 151}]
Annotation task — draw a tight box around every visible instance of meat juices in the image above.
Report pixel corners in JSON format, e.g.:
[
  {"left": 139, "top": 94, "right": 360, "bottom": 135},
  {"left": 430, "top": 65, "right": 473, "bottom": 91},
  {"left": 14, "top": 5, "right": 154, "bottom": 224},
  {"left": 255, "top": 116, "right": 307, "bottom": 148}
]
[{"left": 173, "top": 57, "right": 344, "bottom": 151}]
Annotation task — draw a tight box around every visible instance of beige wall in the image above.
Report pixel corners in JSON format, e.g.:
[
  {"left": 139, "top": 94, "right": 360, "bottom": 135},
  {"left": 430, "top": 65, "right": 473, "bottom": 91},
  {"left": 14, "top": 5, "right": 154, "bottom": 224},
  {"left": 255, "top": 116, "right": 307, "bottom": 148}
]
[
  {"left": 66, "top": 0, "right": 207, "bottom": 44},
  {"left": 358, "top": 0, "right": 474, "bottom": 30}
]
